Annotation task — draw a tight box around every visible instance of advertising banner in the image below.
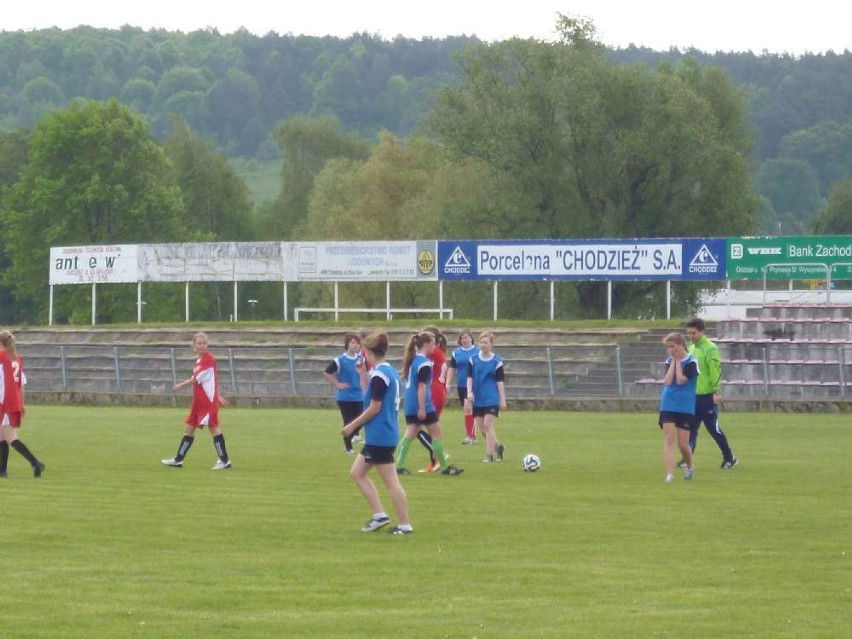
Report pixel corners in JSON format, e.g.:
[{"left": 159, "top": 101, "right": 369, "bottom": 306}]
[
  {"left": 726, "top": 236, "right": 852, "bottom": 280},
  {"left": 291, "top": 241, "right": 438, "bottom": 281},
  {"left": 139, "top": 242, "right": 287, "bottom": 282},
  {"left": 438, "top": 239, "right": 726, "bottom": 281},
  {"left": 49, "top": 245, "right": 139, "bottom": 285}
]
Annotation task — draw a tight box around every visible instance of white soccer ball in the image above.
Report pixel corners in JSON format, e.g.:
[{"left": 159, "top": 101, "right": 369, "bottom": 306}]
[{"left": 522, "top": 453, "right": 541, "bottom": 472}]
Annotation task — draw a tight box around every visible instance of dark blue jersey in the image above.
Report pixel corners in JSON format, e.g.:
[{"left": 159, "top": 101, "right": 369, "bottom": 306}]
[
  {"left": 659, "top": 354, "right": 699, "bottom": 415},
  {"left": 363, "top": 362, "right": 401, "bottom": 447},
  {"left": 404, "top": 352, "right": 434, "bottom": 416},
  {"left": 450, "top": 345, "right": 479, "bottom": 388},
  {"left": 326, "top": 352, "right": 364, "bottom": 402},
  {"left": 470, "top": 352, "right": 504, "bottom": 407}
]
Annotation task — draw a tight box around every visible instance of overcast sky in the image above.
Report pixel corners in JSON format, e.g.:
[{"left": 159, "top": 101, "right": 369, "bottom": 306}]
[{"left": 3, "top": 1, "right": 851, "bottom": 55}]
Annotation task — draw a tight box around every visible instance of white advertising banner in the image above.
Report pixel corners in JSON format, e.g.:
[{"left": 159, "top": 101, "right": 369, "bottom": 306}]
[
  {"left": 49, "top": 245, "right": 139, "bottom": 285},
  {"left": 139, "top": 242, "right": 287, "bottom": 282},
  {"left": 291, "top": 241, "right": 438, "bottom": 281}
]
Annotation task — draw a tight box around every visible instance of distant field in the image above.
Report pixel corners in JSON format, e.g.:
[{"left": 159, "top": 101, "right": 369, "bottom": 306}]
[
  {"left": 230, "top": 157, "right": 282, "bottom": 206},
  {"left": 0, "top": 407, "right": 849, "bottom": 638}
]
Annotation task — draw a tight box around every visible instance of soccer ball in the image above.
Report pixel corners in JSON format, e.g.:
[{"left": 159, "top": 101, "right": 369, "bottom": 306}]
[{"left": 522, "top": 453, "right": 541, "bottom": 472}]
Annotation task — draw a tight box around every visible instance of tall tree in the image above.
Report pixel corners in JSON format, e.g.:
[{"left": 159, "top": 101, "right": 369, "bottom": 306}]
[
  {"left": 429, "top": 16, "right": 759, "bottom": 317},
  {"left": 262, "top": 115, "right": 370, "bottom": 239},
  {"left": 812, "top": 181, "right": 852, "bottom": 234},
  {"left": 2, "top": 99, "right": 186, "bottom": 323}
]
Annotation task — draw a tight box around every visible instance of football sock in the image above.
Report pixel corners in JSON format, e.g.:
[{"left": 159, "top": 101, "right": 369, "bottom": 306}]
[
  {"left": 417, "top": 429, "right": 435, "bottom": 462},
  {"left": 175, "top": 435, "right": 194, "bottom": 461},
  {"left": 11, "top": 440, "right": 38, "bottom": 466},
  {"left": 213, "top": 434, "right": 229, "bottom": 462},
  {"left": 373, "top": 512, "right": 388, "bottom": 520},
  {"left": 464, "top": 415, "right": 475, "bottom": 438},
  {"left": 396, "top": 437, "right": 413, "bottom": 468},
  {"left": 0, "top": 441, "right": 8, "bottom": 473},
  {"left": 343, "top": 435, "right": 354, "bottom": 451},
  {"left": 432, "top": 438, "right": 448, "bottom": 468}
]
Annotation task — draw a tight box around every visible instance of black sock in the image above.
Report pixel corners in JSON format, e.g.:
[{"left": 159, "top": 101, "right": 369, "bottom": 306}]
[
  {"left": 213, "top": 434, "right": 229, "bottom": 462},
  {"left": 0, "top": 441, "right": 8, "bottom": 473},
  {"left": 11, "top": 439, "right": 38, "bottom": 466},
  {"left": 417, "top": 430, "right": 435, "bottom": 463},
  {"left": 343, "top": 435, "right": 354, "bottom": 451},
  {"left": 175, "top": 435, "right": 194, "bottom": 461}
]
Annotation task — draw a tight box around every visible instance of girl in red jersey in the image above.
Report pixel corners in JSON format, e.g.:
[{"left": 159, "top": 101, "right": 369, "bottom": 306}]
[
  {"left": 0, "top": 331, "right": 45, "bottom": 478},
  {"left": 162, "top": 332, "right": 231, "bottom": 470}
]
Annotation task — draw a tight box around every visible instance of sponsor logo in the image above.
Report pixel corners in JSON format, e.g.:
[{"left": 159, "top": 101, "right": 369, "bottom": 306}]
[
  {"left": 731, "top": 243, "right": 743, "bottom": 259},
  {"left": 417, "top": 249, "right": 435, "bottom": 275},
  {"left": 746, "top": 246, "right": 782, "bottom": 256},
  {"left": 444, "top": 246, "right": 471, "bottom": 274},
  {"left": 688, "top": 244, "right": 719, "bottom": 274}
]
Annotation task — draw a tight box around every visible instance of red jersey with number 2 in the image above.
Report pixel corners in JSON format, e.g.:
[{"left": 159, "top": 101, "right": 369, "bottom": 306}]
[
  {"left": 186, "top": 351, "right": 219, "bottom": 428},
  {"left": 0, "top": 350, "right": 23, "bottom": 425}
]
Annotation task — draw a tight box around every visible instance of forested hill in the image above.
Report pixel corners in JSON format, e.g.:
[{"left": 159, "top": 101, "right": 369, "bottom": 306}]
[
  {"left": 1, "top": 27, "right": 851, "bottom": 235},
  {"left": 2, "top": 27, "right": 852, "bottom": 160}
]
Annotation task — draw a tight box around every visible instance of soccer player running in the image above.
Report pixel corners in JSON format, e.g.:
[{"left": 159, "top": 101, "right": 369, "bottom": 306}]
[
  {"left": 466, "top": 331, "right": 507, "bottom": 463},
  {"left": 684, "top": 318, "right": 738, "bottom": 469},
  {"left": 445, "top": 329, "right": 479, "bottom": 444},
  {"left": 395, "top": 332, "right": 463, "bottom": 477},
  {"left": 324, "top": 333, "right": 367, "bottom": 455},
  {"left": 0, "top": 331, "right": 45, "bottom": 478},
  {"left": 162, "top": 332, "right": 231, "bottom": 470},
  {"left": 658, "top": 332, "right": 698, "bottom": 483},
  {"left": 341, "top": 330, "right": 412, "bottom": 535}
]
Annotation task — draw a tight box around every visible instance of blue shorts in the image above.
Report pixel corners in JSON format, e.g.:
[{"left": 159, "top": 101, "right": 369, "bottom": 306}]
[{"left": 473, "top": 405, "right": 500, "bottom": 418}]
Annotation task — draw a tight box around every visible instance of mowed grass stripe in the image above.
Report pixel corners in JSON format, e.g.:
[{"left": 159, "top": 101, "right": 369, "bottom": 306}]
[{"left": 0, "top": 406, "right": 848, "bottom": 639}]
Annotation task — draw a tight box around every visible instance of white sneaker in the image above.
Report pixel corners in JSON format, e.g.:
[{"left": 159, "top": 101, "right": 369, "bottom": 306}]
[
  {"left": 161, "top": 458, "right": 183, "bottom": 467},
  {"left": 684, "top": 467, "right": 694, "bottom": 480},
  {"left": 352, "top": 435, "right": 362, "bottom": 443},
  {"left": 212, "top": 459, "right": 232, "bottom": 470},
  {"left": 665, "top": 474, "right": 674, "bottom": 484}
]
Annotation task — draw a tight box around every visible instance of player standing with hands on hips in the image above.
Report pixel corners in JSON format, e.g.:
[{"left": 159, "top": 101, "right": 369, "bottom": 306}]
[
  {"left": 162, "top": 332, "right": 231, "bottom": 470},
  {"left": 684, "top": 318, "right": 738, "bottom": 469},
  {"left": 658, "top": 332, "right": 697, "bottom": 483}
]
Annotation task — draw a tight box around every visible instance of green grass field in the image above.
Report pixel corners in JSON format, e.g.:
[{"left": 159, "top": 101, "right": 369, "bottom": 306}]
[{"left": 1, "top": 406, "right": 849, "bottom": 638}]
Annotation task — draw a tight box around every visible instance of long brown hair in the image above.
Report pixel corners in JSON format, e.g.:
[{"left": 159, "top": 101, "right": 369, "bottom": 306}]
[
  {"left": 0, "top": 330, "right": 17, "bottom": 360},
  {"left": 402, "top": 332, "right": 434, "bottom": 378}
]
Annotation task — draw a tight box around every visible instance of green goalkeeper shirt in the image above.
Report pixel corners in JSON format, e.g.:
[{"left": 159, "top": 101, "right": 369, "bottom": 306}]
[{"left": 688, "top": 335, "right": 722, "bottom": 395}]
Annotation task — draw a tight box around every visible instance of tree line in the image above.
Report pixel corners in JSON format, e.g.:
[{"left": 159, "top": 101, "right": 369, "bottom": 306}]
[{"left": 1, "top": 17, "right": 850, "bottom": 324}]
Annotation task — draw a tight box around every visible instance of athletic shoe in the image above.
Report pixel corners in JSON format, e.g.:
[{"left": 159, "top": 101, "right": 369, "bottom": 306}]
[
  {"left": 396, "top": 468, "right": 412, "bottom": 476},
  {"left": 212, "top": 459, "right": 232, "bottom": 470},
  {"left": 388, "top": 526, "right": 413, "bottom": 535},
  {"left": 676, "top": 458, "right": 687, "bottom": 469},
  {"left": 721, "top": 456, "right": 738, "bottom": 470},
  {"left": 161, "top": 458, "right": 183, "bottom": 468},
  {"left": 344, "top": 449, "right": 356, "bottom": 455},
  {"left": 418, "top": 460, "right": 441, "bottom": 473},
  {"left": 665, "top": 474, "right": 674, "bottom": 484},
  {"left": 461, "top": 437, "right": 476, "bottom": 445},
  {"left": 441, "top": 465, "right": 464, "bottom": 476},
  {"left": 352, "top": 435, "right": 362, "bottom": 443},
  {"left": 33, "top": 462, "right": 46, "bottom": 478},
  {"left": 496, "top": 444, "right": 505, "bottom": 462},
  {"left": 482, "top": 456, "right": 494, "bottom": 463},
  {"left": 684, "top": 467, "right": 694, "bottom": 480},
  {"left": 361, "top": 516, "right": 391, "bottom": 532}
]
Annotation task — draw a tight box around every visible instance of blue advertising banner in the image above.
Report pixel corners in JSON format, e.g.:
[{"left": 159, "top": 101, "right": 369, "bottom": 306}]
[{"left": 438, "top": 239, "right": 726, "bottom": 281}]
